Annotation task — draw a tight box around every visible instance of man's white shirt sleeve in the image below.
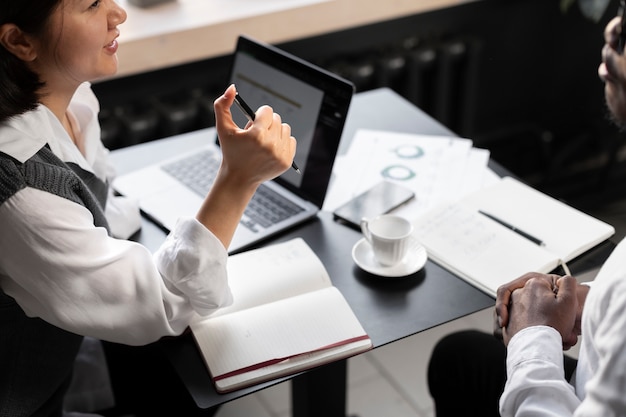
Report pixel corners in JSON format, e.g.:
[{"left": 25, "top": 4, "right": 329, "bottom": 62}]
[{"left": 500, "top": 326, "right": 579, "bottom": 417}]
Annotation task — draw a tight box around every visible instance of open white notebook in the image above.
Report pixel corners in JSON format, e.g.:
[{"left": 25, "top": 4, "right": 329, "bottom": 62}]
[
  {"left": 190, "top": 238, "right": 372, "bottom": 393},
  {"left": 413, "top": 176, "right": 615, "bottom": 297}
]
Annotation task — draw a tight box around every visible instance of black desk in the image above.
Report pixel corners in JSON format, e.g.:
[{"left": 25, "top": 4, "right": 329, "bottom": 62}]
[{"left": 110, "top": 88, "right": 497, "bottom": 416}]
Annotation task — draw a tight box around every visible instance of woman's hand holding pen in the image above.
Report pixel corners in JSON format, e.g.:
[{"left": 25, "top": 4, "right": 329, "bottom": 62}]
[
  {"left": 194, "top": 84, "right": 296, "bottom": 249},
  {"left": 215, "top": 84, "right": 296, "bottom": 187}
]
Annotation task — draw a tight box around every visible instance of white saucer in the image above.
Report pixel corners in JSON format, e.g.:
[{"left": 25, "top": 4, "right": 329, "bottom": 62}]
[{"left": 352, "top": 237, "right": 428, "bottom": 278}]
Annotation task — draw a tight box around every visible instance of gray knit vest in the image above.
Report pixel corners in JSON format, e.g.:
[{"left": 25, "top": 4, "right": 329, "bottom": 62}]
[{"left": 0, "top": 145, "right": 110, "bottom": 417}]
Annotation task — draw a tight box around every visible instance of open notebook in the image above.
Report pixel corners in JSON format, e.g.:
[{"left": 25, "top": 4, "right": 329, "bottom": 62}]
[
  {"left": 413, "top": 176, "right": 616, "bottom": 297},
  {"left": 190, "top": 238, "right": 372, "bottom": 393},
  {"left": 113, "top": 35, "right": 355, "bottom": 254}
]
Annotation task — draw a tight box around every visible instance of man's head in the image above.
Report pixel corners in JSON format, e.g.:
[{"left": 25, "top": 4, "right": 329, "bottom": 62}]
[{"left": 600, "top": 16, "right": 626, "bottom": 128}]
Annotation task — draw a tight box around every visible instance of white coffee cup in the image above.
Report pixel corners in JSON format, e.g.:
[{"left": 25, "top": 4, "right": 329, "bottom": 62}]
[{"left": 360, "top": 215, "right": 414, "bottom": 266}]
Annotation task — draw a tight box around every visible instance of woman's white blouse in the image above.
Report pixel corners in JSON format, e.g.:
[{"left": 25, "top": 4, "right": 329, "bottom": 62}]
[{"left": 0, "top": 83, "right": 232, "bottom": 345}]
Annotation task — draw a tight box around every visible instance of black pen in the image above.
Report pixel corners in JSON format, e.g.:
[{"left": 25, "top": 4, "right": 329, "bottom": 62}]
[
  {"left": 233, "top": 92, "right": 301, "bottom": 174},
  {"left": 478, "top": 210, "right": 545, "bottom": 246}
]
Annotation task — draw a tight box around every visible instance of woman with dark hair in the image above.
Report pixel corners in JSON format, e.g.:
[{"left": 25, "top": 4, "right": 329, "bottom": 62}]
[{"left": 0, "top": 1, "right": 296, "bottom": 416}]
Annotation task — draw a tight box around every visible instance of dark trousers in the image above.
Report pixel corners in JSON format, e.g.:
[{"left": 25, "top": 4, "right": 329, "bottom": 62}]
[
  {"left": 101, "top": 339, "right": 219, "bottom": 417},
  {"left": 427, "top": 330, "right": 577, "bottom": 417}
]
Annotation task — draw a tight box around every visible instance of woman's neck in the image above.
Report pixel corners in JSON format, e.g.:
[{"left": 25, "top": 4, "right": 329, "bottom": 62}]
[{"left": 40, "top": 87, "right": 85, "bottom": 154}]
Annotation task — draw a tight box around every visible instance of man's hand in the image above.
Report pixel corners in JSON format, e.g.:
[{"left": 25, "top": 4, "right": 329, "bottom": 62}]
[
  {"left": 493, "top": 273, "right": 561, "bottom": 340},
  {"left": 493, "top": 272, "right": 589, "bottom": 350},
  {"left": 498, "top": 274, "right": 578, "bottom": 346}
]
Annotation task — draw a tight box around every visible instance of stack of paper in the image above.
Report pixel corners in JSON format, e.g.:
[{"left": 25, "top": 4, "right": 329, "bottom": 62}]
[{"left": 324, "top": 129, "right": 497, "bottom": 220}]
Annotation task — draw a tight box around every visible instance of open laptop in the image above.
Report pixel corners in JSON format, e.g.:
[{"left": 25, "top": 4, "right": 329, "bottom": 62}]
[{"left": 113, "top": 35, "right": 355, "bottom": 254}]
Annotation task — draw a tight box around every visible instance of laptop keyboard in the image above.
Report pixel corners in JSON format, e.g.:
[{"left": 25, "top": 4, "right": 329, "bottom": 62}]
[
  {"left": 162, "top": 150, "right": 220, "bottom": 196},
  {"left": 242, "top": 185, "right": 305, "bottom": 230},
  {"left": 161, "top": 150, "right": 304, "bottom": 232}
]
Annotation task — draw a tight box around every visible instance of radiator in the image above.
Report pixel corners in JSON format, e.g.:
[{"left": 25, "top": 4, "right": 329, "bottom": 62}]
[{"left": 327, "top": 38, "right": 481, "bottom": 137}]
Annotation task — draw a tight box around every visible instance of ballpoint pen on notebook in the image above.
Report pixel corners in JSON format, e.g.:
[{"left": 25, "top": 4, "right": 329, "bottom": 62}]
[
  {"left": 233, "top": 92, "right": 301, "bottom": 174},
  {"left": 478, "top": 210, "right": 545, "bottom": 246}
]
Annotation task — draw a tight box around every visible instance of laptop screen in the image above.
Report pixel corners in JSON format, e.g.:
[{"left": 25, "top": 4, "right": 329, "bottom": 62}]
[{"left": 228, "top": 35, "right": 355, "bottom": 208}]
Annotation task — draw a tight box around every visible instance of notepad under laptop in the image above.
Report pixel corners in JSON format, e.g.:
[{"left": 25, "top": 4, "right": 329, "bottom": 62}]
[{"left": 113, "top": 35, "right": 355, "bottom": 254}]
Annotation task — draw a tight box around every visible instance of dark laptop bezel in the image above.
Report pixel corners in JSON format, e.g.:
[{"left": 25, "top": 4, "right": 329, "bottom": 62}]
[{"left": 227, "top": 35, "right": 355, "bottom": 208}]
